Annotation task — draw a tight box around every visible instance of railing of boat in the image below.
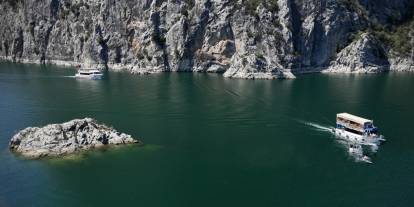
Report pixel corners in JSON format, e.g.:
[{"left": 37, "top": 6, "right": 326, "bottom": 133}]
[{"left": 337, "top": 120, "right": 364, "bottom": 132}]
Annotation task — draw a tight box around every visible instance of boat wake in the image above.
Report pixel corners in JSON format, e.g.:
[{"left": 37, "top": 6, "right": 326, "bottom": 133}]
[
  {"left": 297, "top": 120, "right": 333, "bottom": 133},
  {"left": 299, "top": 120, "right": 379, "bottom": 164},
  {"left": 305, "top": 122, "right": 333, "bottom": 132}
]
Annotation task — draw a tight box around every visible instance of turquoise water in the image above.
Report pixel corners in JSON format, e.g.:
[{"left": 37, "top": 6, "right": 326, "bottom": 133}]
[{"left": 1, "top": 62, "right": 414, "bottom": 206}]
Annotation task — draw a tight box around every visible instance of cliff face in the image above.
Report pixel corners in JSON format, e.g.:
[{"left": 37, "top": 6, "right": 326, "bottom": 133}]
[
  {"left": 325, "top": 33, "right": 389, "bottom": 73},
  {"left": 1, "top": 0, "right": 413, "bottom": 79}
]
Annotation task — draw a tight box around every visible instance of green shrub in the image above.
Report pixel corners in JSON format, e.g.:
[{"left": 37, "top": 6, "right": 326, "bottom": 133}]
[
  {"left": 245, "top": 0, "right": 260, "bottom": 14},
  {"left": 97, "top": 36, "right": 105, "bottom": 45},
  {"left": 3, "top": 0, "right": 22, "bottom": 10},
  {"left": 373, "top": 20, "right": 414, "bottom": 56},
  {"left": 244, "top": 0, "right": 279, "bottom": 16},
  {"left": 339, "top": 0, "right": 368, "bottom": 20},
  {"left": 255, "top": 52, "right": 265, "bottom": 59},
  {"left": 184, "top": 0, "right": 195, "bottom": 10}
]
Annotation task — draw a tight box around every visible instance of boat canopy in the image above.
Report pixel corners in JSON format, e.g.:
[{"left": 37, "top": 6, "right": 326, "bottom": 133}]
[{"left": 337, "top": 113, "right": 373, "bottom": 126}]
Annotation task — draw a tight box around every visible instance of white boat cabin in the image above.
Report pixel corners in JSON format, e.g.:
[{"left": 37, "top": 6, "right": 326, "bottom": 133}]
[{"left": 336, "top": 113, "right": 378, "bottom": 135}]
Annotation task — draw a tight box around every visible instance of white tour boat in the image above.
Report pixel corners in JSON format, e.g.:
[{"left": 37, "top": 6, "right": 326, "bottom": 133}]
[
  {"left": 75, "top": 69, "right": 104, "bottom": 80},
  {"left": 333, "top": 113, "right": 385, "bottom": 145}
]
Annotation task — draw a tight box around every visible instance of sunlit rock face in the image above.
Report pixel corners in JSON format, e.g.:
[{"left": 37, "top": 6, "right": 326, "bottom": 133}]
[
  {"left": 325, "top": 33, "right": 389, "bottom": 73},
  {"left": 0, "top": 0, "right": 413, "bottom": 78}
]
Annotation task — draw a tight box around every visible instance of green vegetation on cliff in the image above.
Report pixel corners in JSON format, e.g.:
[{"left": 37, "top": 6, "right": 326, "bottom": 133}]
[
  {"left": 1, "top": 0, "right": 21, "bottom": 10},
  {"left": 373, "top": 19, "right": 414, "bottom": 57}
]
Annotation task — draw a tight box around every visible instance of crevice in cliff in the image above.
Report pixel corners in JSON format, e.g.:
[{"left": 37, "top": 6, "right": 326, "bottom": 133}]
[
  {"left": 40, "top": 23, "right": 56, "bottom": 64},
  {"left": 4, "top": 42, "right": 9, "bottom": 57},
  {"left": 183, "top": 1, "right": 214, "bottom": 71},
  {"left": 95, "top": 25, "right": 109, "bottom": 69},
  {"left": 50, "top": 0, "right": 60, "bottom": 19},
  {"left": 289, "top": 0, "right": 303, "bottom": 69},
  {"left": 12, "top": 28, "right": 24, "bottom": 61},
  {"left": 309, "top": 1, "right": 325, "bottom": 67}
]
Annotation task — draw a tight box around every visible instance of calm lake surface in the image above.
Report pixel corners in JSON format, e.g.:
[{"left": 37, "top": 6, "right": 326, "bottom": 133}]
[{"left": 1, "top": 62, "right": 414, "bottom": 207}]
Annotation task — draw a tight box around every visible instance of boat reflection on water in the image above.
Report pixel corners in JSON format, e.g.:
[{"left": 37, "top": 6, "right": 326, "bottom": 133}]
[{"left": 345, "top": 141, "right": 373, "bottom": 163}]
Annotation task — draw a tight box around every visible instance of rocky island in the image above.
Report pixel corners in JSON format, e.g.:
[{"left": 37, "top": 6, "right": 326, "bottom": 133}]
[
  {"left": 9, "top": 118, "right": 141, "bottom": 159},
  {"left": 0, "top": 0, "right": 413, "bottom": 78}
]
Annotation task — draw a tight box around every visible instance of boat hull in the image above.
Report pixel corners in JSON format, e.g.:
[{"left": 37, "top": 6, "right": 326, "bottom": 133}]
[
  {"left": 75, "top": 74, "right": 104, "bottom": 80},
  {"left": 333, "top": 128, "right": 384, "bottom": 144}
]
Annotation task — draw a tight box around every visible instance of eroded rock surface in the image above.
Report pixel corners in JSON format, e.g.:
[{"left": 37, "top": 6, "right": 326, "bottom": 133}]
[
  {"left": 9, "top": 118, "right": 140, "bottom": 158},
  {"left": 325, "top": 33, "right": 389, "bottom": 73},
  {"left": 0, "top": 0, "right": 413, "bottom": 78}
]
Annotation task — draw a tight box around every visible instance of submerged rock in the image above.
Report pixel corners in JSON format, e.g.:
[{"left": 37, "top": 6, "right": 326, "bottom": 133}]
[{"left": 9, "top": 118, "right": 141, "bottom": 159}]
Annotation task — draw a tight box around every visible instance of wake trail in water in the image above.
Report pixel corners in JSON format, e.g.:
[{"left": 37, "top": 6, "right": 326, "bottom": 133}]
[
  {"left": 0, "top": 75, "right": 78, "bottom": 80},
  {"left": 306, "top": 122, "right": 332, "bottom": 132},
  {"left": 296, "top": 119, "right": 333, "bottom": 133}
]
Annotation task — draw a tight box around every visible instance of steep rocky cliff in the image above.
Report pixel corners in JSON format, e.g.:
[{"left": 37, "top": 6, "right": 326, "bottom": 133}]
[{"left": 1, "top": 0, "right": 413, "bottom": 79}]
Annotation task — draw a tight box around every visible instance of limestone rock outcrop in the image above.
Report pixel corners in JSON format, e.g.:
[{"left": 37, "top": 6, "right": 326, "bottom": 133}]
[
  {"left": 325, "top": 33, "right": 389, "bottom": 73},
  {"left": 9, "top": 118, "right": 140, "bottom": 158},
  {"left": 0, "top": 0, "right": 413, "bottom": 78}
]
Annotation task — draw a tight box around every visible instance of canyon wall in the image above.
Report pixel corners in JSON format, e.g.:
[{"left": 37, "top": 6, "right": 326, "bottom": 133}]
[{"left": 1, "top": 0, "right": 413, "bottom": 79}]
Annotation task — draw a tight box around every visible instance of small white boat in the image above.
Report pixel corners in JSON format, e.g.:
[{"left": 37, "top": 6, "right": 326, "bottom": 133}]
[
  {"left": 333, "top": 113, "right": 385, "bottom": 145},
  {"left": 75, "top": 69, "right": 104, "bottom": 80}
]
